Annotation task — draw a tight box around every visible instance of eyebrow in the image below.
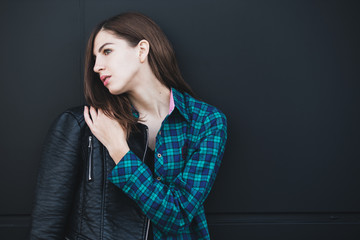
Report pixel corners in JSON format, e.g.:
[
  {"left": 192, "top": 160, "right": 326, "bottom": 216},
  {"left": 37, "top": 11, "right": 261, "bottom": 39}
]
[{"left": 93, "top": 43, "right": 114, "bottom": 56}]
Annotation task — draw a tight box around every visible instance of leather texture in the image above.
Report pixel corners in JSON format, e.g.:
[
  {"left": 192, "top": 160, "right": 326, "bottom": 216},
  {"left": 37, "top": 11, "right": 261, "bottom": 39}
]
[{"left": 30, "top": 106, "right": 150, "bottom": 240}]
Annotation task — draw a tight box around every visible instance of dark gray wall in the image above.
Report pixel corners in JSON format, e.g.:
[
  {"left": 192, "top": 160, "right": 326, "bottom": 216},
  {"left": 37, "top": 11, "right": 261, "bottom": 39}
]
[{"left": 1, "top": 0, "right": 359, "bottom": 239}]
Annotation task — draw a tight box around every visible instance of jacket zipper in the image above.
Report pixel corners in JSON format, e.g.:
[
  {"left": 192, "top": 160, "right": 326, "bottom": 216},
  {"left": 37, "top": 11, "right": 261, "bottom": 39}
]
[
  {"left": 88, "top": 135, "right": 93, "bottom": 181},
  {"left": 143, "top": 126, "right": 150, "bottom": 240}
]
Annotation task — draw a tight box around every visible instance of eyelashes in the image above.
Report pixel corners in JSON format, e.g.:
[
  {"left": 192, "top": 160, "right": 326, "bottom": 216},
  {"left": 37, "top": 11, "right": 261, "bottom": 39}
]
[
  {"left": 93, "top": 49, "right": 112, "bottom": 60},
  {"left": 104, "top": 49, "right": 112, "bottom": 55}
]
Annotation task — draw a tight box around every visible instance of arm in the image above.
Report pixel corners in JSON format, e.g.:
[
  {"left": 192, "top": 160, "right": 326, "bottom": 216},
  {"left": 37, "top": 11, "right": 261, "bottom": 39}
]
[
  {"left": 30, "top": 112, "right": 82, "bottom": 239},
  {"left": 108, "top": 111, "right": 227, "bottom": 234}
]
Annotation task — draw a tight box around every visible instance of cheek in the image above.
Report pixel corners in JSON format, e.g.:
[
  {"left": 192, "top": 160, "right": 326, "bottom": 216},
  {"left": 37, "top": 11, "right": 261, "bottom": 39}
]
[{"left": 119, "top": 55, "right": 140, "bottom": 77}]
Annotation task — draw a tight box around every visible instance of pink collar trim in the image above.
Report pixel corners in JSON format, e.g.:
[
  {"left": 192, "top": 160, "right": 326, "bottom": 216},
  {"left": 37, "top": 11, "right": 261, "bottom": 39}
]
[{"left": 169, "top": 88, "right": 175, "bottom": 114}]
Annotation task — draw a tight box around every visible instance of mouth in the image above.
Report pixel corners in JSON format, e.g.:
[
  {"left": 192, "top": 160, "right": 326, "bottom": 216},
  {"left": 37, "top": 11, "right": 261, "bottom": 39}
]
[{"left": 100, "top": 75, "right": 111, "bottom": 86}]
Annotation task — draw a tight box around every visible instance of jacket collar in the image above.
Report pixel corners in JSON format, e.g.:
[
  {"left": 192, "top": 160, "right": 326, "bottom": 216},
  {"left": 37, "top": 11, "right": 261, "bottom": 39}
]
[{"left": 131, "top": 87, "right": 190, "bottom": 122}]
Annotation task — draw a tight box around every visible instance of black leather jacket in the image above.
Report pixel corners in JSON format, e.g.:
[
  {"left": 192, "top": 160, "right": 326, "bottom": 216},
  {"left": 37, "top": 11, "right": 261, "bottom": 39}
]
[{"left": 30, "top": 106, "right": 151, "bottom": 240}]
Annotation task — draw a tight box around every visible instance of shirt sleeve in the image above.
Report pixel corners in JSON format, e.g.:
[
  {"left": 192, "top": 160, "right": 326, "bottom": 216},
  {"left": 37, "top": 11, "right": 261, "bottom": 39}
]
[{"left": 108, "top": 110, "right": 227, "bottom": 234}]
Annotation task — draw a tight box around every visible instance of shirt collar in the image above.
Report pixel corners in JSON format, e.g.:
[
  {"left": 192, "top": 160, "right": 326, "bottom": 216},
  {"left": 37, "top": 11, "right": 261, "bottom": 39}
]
[
  {"left": 131, "top": 87, "right": 190, "bottom": 122},
  {"left": 170, "top": 87, "right": 190, "bottom": 122}
]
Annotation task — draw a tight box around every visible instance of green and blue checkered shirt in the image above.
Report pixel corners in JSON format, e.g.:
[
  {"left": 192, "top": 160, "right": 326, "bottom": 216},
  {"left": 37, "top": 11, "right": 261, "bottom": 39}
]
[{"left": 108, "top": 88, "right": 227, "bottom": 239}]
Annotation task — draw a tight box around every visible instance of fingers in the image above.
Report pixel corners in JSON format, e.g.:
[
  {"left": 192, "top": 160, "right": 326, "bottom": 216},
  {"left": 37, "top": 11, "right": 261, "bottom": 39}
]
[
  {"left": 97, "top": 108, "right": 104, "bottom": 117},
  {"left": 84, "top": 106, "right": 96, "bottom": 129},
  {"left": 84, "top": 105, "right": 117, "bottom": 129},
  {"left": 97, "top": 108, "right": 113, "bottom": 119},
  {"left": 84, "top": 106, "right": 105, "bottom": 128},
  {"left": 89, "top": 106, "right": 98, "bottom": 120},
  {"left": 84, "top": 106, "right": 91, "bottom": 127}
]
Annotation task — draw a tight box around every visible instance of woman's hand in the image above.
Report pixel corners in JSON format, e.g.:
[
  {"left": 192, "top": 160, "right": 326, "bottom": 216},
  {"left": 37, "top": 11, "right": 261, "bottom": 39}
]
[{"left": 84, "top": 106, "right": 129, "bottom": 164}]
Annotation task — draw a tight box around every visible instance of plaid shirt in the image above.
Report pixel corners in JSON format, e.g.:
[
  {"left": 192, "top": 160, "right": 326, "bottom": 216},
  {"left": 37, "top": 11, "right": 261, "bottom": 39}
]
[{"left": 108, "top": 88, "right": 227, "bottom": 239}]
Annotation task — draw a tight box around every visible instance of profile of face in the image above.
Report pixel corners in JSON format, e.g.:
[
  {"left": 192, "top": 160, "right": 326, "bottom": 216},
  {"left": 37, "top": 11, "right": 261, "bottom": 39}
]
[{"left": 92, "top": 30, "right": 144, "bottom": 95}]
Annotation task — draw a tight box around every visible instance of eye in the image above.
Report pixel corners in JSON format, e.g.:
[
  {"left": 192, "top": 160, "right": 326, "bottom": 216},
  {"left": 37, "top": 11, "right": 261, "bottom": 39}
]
[{"left": 104, "top": 49, "right": 112, "bottom": 55}]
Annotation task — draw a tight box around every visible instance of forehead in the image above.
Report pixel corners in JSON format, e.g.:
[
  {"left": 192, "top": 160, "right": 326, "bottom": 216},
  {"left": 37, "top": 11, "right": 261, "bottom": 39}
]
[
  {"left": 93, "top": 30, "right": 125, "bottom": 55},
  {"left": 94, "top": 30, "right": 117, "bottom": 42}
]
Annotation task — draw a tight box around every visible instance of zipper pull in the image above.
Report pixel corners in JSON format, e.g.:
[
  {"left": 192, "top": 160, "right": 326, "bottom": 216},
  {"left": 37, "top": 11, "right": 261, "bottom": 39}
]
[
  {"left": 88, "top": 135, "right": 92, "bottom": 147},
  {"left": 88, "top": 135, "right": 93, "bottom": 181}
]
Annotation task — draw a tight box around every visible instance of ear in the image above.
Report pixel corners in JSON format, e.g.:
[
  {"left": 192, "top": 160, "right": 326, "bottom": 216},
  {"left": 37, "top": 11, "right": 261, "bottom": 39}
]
[{"left": 137, "top": 39, "right": 150, "bottom": 63}]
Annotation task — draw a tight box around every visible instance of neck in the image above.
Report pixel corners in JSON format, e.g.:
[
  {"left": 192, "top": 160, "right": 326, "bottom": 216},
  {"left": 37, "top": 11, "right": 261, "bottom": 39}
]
[{"left": 127, "top": 78, "right": 171, "bottom": 119}]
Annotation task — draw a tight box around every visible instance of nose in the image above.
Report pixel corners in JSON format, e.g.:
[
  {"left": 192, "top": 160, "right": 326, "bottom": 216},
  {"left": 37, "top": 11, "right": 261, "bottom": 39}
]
[{"left": 93, "top": 58, "right": 105, "bottom": 73}]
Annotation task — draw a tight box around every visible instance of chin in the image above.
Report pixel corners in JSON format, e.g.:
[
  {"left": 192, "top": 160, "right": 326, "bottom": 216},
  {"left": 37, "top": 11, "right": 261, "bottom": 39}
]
[{"left": 108, "top": 87, "right": 125, "bottom": 96}]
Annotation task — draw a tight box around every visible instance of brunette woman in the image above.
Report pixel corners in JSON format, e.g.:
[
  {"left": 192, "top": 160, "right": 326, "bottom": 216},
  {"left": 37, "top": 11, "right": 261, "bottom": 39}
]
[{"left": 30, "top": 12, "right": 227, "bottom": 240}]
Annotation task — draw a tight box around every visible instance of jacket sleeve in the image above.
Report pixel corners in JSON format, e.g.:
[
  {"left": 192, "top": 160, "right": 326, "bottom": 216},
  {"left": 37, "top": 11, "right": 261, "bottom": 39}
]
[
  {"left": 108, "top": 110, "right": 227, "bottom": 234},
  {"left": 30, "top": 112, "right": 82, "bottom": 240}
]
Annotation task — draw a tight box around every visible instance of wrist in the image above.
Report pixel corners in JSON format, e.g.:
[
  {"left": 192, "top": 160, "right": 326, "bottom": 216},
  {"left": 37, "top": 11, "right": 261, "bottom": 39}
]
[{"left": 108, "top": 144, "right": 130, "bottom": 164}]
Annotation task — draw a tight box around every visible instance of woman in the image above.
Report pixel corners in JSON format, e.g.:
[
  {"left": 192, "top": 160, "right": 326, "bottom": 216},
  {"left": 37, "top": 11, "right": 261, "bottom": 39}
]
[{"left": 30, "top": 12, "right": 227, "bottom": 240}]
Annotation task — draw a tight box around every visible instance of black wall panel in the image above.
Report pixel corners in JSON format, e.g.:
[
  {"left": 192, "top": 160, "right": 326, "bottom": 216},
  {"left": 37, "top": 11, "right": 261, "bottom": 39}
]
[
  {"left": 1, "top": 0, "right": 359, "bottom": 239},
  {"left": 0, "top": 0, "right": 82, "bottom": 215}
]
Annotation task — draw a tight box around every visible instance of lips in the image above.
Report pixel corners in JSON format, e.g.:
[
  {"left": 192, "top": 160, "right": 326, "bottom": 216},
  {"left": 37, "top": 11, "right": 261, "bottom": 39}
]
[{"left": 100, "top": 75, "right": 111, "bottom": 86}]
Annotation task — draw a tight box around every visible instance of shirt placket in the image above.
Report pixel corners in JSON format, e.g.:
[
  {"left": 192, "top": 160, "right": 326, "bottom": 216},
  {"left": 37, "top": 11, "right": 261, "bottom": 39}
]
[{"left": 153, "top": 115, "right": 170, "bottom": 180}]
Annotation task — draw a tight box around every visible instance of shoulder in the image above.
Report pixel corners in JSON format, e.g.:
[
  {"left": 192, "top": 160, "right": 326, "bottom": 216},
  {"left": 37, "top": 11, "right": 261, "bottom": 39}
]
[
  {"left": 42, "top": 106, "right": 87, "bottom": 151},
  {"left": 64, "top": 105, "right": 85, "bottom": 123},
  {"left": 51, "top": 105, "right": 86, "bottom": 129},
  {"left": 173, "top": 89, "right": 227, "bottom": 141},
  {"left": 183, "top": 92, "right": 227, "bottom": 127}
]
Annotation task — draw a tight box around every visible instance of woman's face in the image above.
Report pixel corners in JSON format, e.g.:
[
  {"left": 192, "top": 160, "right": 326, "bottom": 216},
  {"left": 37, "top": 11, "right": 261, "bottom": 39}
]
[{"left": 93, "top": 30, "right": 141, "bottom": 95}]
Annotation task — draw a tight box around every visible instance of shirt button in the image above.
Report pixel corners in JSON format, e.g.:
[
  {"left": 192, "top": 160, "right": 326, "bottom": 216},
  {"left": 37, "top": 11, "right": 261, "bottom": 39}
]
[
  {"left": 157, "top": 153, "right": 162, "bottom": 158},
  {"left": 159, "top": 131, "right": 161, "bottom": 135},
  {"left": 156, "top": 176, "right": 162, "bottom": 181}
]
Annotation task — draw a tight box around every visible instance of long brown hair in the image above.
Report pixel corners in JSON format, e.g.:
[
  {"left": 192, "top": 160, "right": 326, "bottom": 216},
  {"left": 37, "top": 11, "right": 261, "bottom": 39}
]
[{"left": 84, "top": 12, "right": 195, "bottom": 135}]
